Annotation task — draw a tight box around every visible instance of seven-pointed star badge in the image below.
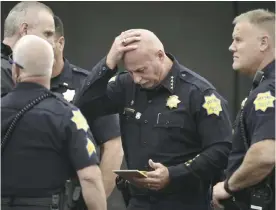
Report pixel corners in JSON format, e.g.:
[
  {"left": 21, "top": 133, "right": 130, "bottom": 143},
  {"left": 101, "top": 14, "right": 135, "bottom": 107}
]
[
  {"left": 202, "top": 93, "right": 222, "bottom": 116},
  {"left": 253, "top": 91, "right": 275, "bottom": 112},
  {"left": 63, "top": 89, "right": 75, "bottom": 102},
  {"left": 71, "top": 110, "right": 89, "bottom": 132},
  {"left": 166, "top": 95, "right": 181, "bottom": 109}
]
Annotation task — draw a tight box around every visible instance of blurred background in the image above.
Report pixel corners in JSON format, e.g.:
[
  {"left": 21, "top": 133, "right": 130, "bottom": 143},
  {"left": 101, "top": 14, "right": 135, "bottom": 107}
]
[{"left": 2, "top": 1, "right": 275, "bottom": 210}]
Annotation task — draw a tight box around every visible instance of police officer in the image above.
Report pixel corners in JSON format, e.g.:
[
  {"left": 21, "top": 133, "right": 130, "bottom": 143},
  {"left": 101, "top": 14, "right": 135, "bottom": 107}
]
[
  {"left": 52, "top": 15, "right": 123, "bottom": 198},
  {"left": 1, "top": 1, "right": 56, "bottom": 97},
  {"left": 74, "top": 29, "right": 232, "bottom": 210},
  {"left": 212, "top": 9, "right": 275, "bottom": 210},
  {"left": 1, "top": 35, "right": 107, "bottom": 210}
]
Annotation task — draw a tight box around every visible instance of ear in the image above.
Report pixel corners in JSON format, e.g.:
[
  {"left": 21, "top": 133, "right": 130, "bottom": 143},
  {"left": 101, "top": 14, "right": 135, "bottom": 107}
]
[
  {"left": 12, "top": 65, "right": 21, "bottom": 83},
  {"left": 156, "top": 50, "right": 165, "bottom": 61},
  {"left": 58, "top": 36, "right": 65, "bottom": 52},
  {"left": 259, "top": 35, "right": 269, "bottom": 52},
  {"left": 19, "top": 22, "right": 28, "bottom": 37}
]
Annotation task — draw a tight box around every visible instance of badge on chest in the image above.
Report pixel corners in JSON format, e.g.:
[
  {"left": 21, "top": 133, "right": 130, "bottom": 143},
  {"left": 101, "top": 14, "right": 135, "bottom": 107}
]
[{"left": 63, "top": 89, "right": 75, "bottom": 102}]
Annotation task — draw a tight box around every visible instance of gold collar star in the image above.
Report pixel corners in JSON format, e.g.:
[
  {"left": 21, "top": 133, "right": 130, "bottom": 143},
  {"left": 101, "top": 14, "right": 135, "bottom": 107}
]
[
  {"left": 166, "top": 95, "right": 181, "bottom": 109},
  {"left": 254, "top": 91, "right": 275, "bottom": 112}
]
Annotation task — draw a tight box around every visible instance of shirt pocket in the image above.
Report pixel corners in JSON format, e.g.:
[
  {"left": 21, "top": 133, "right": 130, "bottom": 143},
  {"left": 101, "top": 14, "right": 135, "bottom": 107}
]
[{"left": 154, "top": 111, "right": 185, "bottom": 128}]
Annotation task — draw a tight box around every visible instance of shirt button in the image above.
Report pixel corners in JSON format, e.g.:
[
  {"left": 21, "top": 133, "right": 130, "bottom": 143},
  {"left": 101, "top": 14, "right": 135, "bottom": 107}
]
[
  {"left": 144, "top": 120, "right": 148, "bottom": 124},
  {"left": 87, "top": 82, "right": 91, "bottom": 86},
  {"left": 102, "top": 66, "right": 107, "bottom": 71},
  {"left": 166, "top": 120, "right": 170, "bottom": 124},
  {"left": 148, "top": 100, "right": 152, "bottom": 104},
  {"left": 98, "top": 71, "right": 102, "bottom": 76}
]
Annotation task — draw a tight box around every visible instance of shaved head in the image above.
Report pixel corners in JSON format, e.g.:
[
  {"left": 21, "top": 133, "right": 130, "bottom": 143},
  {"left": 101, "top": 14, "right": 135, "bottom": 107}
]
[
  {"left": 122, "top": 29, "right": 171, "bottom": 89},
  {"left": 13, "top": 34, "right": 54, "bottom": 78}
]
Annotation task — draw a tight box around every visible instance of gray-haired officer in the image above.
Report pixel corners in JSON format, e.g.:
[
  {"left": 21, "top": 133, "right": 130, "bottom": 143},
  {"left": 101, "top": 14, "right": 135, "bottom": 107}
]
[
  {"left": 1, "top": 35, "right": 106, "bottom": 210},
  {"left": 213, "top": 9, "right": 275, "bottom": 210},
  {"left": 75, "top": 29, "right": 232, "bottom": 210}
]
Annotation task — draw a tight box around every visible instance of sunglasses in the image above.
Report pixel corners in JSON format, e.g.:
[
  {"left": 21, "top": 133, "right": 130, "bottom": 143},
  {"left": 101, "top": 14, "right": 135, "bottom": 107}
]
[{"left": 8, "top": 54, "right": 24, "bottom": 69}]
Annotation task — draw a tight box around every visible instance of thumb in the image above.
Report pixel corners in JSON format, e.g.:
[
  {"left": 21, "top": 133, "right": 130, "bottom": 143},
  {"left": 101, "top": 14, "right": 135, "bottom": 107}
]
[{"left": 148, "top": 159, "right": 163, "bottom": 169}]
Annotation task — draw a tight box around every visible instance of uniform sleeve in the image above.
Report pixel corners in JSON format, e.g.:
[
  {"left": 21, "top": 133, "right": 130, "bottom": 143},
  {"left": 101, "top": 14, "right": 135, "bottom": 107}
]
[
  {"left": 168, "top": 88, "right": 232, "bottom": 183},
  {"left": 74, "top": 57, "right": 126, "bottom": 120},
  {"left": 64, "top": 108, "right": 99, "bottom": 171},
  {"left": 247, "top": 88, "right": 275, "bottom": 145},
  {"left": 89, "top": 114, "right": 121, "bottom": 145}
]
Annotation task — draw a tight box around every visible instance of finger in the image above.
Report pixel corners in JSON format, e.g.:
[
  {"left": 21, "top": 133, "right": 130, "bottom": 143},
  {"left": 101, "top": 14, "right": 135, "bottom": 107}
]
[
  {"left": 121, "top": 36, "right": 141, "bottom": 46},
  {"left": 143, "top": 177, "right": 160, "bottom": 184},
  {"left": 123, "top": 30, "right": 141, "bottom": 38},
  {"left": 146, "top": 171, "right": 159, "bottom": 178},
  {"left": 148, "top": 159, "right": 163, "bottom": 169},
  {"left": 212, "top": 198, "right": 224, "bottom": 209},
  {"left": 121, "top": 44, "right": 139, "bottom": 52}
]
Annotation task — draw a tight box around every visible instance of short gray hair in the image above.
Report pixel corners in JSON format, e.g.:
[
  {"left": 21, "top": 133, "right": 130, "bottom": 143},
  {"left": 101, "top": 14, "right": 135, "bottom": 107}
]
[
  {"left": 4, "top": 1, "right": 54, "bottom": 38},
  {"left": 233, "top": 9, "right": 275, "bottom": 41}
]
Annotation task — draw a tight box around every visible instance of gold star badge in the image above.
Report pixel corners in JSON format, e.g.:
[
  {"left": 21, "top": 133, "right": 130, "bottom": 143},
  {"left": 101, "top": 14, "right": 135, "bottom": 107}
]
[
  {"left": 86, "top": 137, "right": 96, "bottom": 157},
  {"left": 71, "top": 110, "right": 89, "bottom": 132},
  {"left": 202, "top": 94, "right": 222, "bottom": 116},
  {"left": 253, "top": 91, "right": 275, "bottom": 112},
  {"left": 166, "top": 95, "right": 181, "bottom": 109},
  {"left": 63, "top": 89, "right": 75, "bottom": 102}
]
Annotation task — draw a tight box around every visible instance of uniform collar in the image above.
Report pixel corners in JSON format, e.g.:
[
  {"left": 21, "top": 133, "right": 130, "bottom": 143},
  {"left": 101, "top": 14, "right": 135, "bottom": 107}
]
[
  {"left": 51, "top": 58, "right": 73, "bottom": 89},
  {"left": 14, "top": 82, "right": 48, "bottom": 91},
  {"left": 1, "top": 42, "right": 13, "bottom": 58},
  {"left": 262, "top": 60, "right": 275, "bottom": 79},
  {"left": 159, "top": 53, "right": 178, "bottom": 94}
]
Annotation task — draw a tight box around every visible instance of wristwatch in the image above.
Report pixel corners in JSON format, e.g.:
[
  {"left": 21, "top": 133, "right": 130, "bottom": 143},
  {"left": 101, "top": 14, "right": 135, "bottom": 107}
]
[{"left": 224, "top": 177, "right": 235, "bottom": 195}]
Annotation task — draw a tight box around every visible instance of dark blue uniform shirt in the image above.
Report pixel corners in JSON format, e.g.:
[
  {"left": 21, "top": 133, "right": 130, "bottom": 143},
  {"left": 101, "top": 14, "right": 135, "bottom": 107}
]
[
  {"left": 47, "top": 58, "right": 120, "bottom": 146},
  {"left": 75, "top": 54, "right": 232, "bottom": 200},
  {"left": 227, "top": 60, "right": 275, "bottom": 177},
  {"left": 1, "top": 82, "right": 98, "bottom": 197}
]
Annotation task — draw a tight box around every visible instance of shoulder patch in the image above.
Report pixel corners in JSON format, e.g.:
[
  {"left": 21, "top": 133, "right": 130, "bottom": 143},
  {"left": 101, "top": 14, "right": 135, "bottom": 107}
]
[
  {"left": 202, "top": 93, "right": 222, "bottom": 116},
  {"left": 86, "top": 137, "right": 96, "bottom": 157},
  {"left": 109, "top": 75, "right": 117, "bottom": 83},
  {"left": 253, "top": 91, "right": 275, "bottom": 112},
  {"left": 71, "top": 109, "right": 89, "bottom": 132}
]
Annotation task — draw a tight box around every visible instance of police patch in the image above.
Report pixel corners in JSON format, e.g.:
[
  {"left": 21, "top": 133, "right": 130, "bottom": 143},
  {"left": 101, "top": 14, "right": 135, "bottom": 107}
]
[
  {"left": 202, "top": 94, "right": 222, "bottom": 116},
  {"left": 71, "top": 110, "right": 89, "bottom": 132},
  {"left": 86, "top": 137, "right": 96, "bottom": 157},
  {"left": 108, "top": 76, "right": 117, "bottom": 83},
  {"left": 253, "top": 91, "right": 275, "bottom": 112}
]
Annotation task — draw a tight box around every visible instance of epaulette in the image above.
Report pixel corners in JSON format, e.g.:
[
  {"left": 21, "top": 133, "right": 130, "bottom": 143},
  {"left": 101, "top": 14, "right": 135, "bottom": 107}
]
[
  {"left": 179, "top": 66, "right": 215, "bottom": 93},
  {"left": 70, "top": 64, "right": 90, "bottom": 76}
]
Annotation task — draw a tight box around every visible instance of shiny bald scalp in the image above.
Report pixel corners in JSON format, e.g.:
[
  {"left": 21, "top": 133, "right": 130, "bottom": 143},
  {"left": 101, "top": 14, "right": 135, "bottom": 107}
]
[{"left": 13, "top": 34, "right": 54, "bottom": 77}]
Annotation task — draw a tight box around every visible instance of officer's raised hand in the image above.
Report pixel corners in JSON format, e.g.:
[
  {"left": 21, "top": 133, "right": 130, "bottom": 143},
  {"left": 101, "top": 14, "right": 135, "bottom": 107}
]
[
  {"left": 106, "top": 29, "right": 141, "bottom": 69},
  {"left": 133, "top": 159, "right": 170, "bottom": 191}
]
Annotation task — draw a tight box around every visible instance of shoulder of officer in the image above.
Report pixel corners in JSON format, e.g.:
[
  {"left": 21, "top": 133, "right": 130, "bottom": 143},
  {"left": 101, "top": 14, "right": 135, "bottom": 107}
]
[
  {"left": 52, "top": 92, "right": 77, "bottom": 110},
  {"left": 108, "top": 70, "right": 130, "bottom": 84},
  {"left": 178, "top": 64, "right": 215, "bottom": 92},
  {"left": 69, "top": 63, "right": 90, "bottom": 77}
]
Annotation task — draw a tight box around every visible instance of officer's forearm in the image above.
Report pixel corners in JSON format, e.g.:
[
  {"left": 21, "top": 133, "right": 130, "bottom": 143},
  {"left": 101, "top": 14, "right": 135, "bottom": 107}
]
[
  {"left": 79, "top": 166, "right": 107, "bottom": 210},
  {"left": 168, "top": 142, "right": 231, "bottom": 183},
  {"left": 228, "top": 140, "right": 275, "bottom": 192},
  {"left": 74, "top": 57, "right": 116, "bottom": 118},
  {"left": 100, "top": 136, "right": 124, "bottom": 198}
]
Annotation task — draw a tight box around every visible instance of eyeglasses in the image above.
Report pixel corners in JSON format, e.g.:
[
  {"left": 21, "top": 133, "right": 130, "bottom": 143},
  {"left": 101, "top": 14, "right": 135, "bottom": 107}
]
[{"left": 8, "top": 54, "right": 24, "bottom": 69}]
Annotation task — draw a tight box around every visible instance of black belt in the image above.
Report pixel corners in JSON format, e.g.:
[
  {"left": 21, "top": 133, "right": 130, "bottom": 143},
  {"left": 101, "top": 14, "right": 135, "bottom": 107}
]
[{"left": 1, "top": 197, "right": 53, "bottom": 206}]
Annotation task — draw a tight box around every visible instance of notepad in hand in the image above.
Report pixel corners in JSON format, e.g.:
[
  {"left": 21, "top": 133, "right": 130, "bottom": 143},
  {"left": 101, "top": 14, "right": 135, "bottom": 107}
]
[{"left": 113, "top": 170, "right": 147, "bottom": 181}]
